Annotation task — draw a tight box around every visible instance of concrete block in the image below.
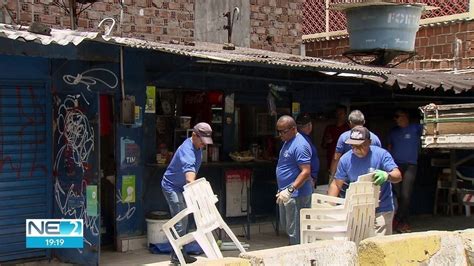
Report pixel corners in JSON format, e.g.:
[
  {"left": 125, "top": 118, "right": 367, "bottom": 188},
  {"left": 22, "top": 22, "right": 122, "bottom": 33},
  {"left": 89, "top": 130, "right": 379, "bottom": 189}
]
[
  {"left": 117, "top": 238, "right": 129, "bottom": 253},
  {"left": 358, "top": 231, "right": 467, "bottom": 265},
  {"left": 429, "top": 232, "right": 467, "bottom": 265},
  {"left": 194, "top": 257, "right": 250, "bottom": 266},
  {"left": 117, "top": 235, "right": 147, "bottom": 252},
  {"left": 239, "top": 240, "right": 357, "bottom": 266},
  {"left": 457, "top": 229, "right": 474, "bottom": 265}
]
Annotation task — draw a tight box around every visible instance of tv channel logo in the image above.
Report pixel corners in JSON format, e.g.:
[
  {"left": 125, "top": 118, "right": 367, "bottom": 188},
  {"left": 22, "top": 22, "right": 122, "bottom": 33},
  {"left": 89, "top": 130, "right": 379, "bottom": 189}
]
[{"left": 26, "top": 219, "right": 83, "bottom": 248}]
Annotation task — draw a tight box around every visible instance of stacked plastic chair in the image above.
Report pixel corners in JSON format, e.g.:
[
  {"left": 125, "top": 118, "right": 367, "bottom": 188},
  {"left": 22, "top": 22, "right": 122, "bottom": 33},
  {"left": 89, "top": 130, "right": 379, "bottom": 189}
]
[
  {"left": 162, "top": 178, "right": 245, "bottom": 265},
  {"left": 300, "top": 173, "right": 379, "bottom": 245}
]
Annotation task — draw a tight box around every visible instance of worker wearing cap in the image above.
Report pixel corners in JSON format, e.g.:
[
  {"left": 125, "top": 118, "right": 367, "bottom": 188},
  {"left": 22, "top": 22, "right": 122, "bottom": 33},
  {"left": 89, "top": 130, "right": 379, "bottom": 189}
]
[
  {"left": 161, "top": 122, "right": 213, "bottom": 264},
  {"left": 329, "top": 110, "right": 382, "bottom": 182},
  {"left": 328, "top": 126, "right": 402, "bottom": 235},
  {"left": 296, "top": 113, "right": 320, "bottom": 188}
]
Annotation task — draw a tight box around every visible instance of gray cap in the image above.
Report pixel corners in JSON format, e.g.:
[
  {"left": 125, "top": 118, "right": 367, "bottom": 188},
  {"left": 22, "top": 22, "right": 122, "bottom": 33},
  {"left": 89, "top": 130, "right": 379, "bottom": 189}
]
[
  {"left": 345, "top": 126, "right": 370, "bottom": 145},
  {"left": 193, "top": 122, "right": 213, "bottom": 145}
]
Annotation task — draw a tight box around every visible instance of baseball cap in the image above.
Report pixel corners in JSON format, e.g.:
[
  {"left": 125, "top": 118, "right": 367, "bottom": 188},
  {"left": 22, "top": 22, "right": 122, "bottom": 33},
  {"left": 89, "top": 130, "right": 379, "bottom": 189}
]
[
  {"left": 193, "top": 122, "right": 213, "bottom": 145},
  {"left": 296, "top": 113, "right": 311, "bottom": 126},
  {"left": 345, "top": 126, "right": 370, "bottom": 145}
]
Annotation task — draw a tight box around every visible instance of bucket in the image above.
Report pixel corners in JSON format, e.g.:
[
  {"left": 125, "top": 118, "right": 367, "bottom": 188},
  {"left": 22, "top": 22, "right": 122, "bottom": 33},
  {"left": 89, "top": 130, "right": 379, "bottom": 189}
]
[
  {"left": 345, "top": 5, "right": 423, "bottom": 52},
  {"left": 146, "top": 211, "right": 170, "bottom": 245}
]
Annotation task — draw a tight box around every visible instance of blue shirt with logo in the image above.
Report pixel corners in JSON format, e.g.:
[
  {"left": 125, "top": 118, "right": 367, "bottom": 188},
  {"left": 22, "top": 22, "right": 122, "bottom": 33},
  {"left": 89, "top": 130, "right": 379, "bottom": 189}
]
[
  {"left": 336, "top": 130, "right": 382, "bottom": 154},
  {"left": 276, "top": 133, "right": 313, "bottom": 198},
  {"left": 299, "top": 131, "right": 320, "bottom": 182},
  {"left": 335, "top": 146, "right": 398, "bottom": 213},
  {"left": 388, "top": 124, "right": 422, "bottom": 165},
  {"left": 161, "top": 138, "right": 202, "bottom": 192}
]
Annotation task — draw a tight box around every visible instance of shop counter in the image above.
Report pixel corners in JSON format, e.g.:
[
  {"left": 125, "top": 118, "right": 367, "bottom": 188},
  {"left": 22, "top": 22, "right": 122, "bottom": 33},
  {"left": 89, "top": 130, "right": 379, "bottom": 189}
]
[{"left": 144, "top": 160, "right": 278, "bottom": 239}]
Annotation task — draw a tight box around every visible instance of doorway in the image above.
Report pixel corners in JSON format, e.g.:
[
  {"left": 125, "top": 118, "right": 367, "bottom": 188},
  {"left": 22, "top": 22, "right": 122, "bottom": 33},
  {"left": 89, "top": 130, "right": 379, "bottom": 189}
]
[{"left": 100, "top": 94, "right": 116, "bottom": 247}]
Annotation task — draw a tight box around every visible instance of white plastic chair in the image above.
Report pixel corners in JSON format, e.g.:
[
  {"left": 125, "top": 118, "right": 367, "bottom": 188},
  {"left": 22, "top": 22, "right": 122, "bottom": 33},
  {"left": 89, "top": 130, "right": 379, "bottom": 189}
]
[
  {"left": 162, "top": 178, "right": 245, "bottom": 265},
  {"left": 301, "top": 173, "right": 378, "bottom": 245},
  {"left": 311, "top": 181, "right": 378, "bottom": 209},
  {"left": 300, "top": 200, "right": 376, "bottom": 244}
]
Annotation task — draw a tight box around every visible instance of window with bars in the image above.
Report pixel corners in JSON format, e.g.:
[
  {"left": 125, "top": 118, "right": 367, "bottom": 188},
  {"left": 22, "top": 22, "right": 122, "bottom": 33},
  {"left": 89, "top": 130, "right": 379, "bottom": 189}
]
[{"left": 303, "top": 0, "right": 470, "bottom": 36}]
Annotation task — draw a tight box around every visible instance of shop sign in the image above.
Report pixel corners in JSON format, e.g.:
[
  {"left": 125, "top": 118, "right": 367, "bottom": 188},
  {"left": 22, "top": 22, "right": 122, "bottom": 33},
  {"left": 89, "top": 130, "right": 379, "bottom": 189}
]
[
  {"left": 121, "top": 175, "right": 136, "bottom": 203},
  {"left": 120, "top": 137, "right": 140, "bottom": 169},
  {"left": 145, "top": 86, "right": 156, "bottom": 113}
]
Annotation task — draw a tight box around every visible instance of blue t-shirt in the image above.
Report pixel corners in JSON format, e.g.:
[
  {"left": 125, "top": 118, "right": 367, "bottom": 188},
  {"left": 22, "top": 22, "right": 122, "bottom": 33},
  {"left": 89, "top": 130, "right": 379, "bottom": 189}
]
[
  {"left": 388, "top": 124, "right": 422, "bottom": 165},
  {"left": 276, "top": 133, "right": 313, "bottom": 197},
  {"left": 299, "top": 131, "right": 320, "bottom": 181},
  {"left": 335, "top": 146, "right": 398, "bottom": 213},
  {"left": 161, "top": 138, "right": 202, "bottom": 192},
  {"left": 336, "top": 130, "right": 382, "bottom": 154}
]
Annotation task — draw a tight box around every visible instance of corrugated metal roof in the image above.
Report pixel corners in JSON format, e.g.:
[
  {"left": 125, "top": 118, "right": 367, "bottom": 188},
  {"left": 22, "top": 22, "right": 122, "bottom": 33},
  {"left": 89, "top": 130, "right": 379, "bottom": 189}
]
[
  {"left": 0, "top": 24, "right": 385, "bottom": 75},
  {"left": 0, "top": 23, "right": 473, "bottom": 93}
]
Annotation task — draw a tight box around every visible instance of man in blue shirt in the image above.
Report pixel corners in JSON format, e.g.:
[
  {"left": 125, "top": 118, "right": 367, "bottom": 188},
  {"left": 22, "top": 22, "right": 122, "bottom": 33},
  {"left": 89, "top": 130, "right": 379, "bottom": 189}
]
[
  {"left": 296, "top": 113, "right": 320, "bottom": 189},
  {"left": 161, "top": 122, "right": 213, "bottom": 264},
  {"left": 388, "top": 109, "right": 422, "bottom": 233},
  {"left": 328, "top": 126, "right": 402, "bottom": 235},
  {"left": 275, "top": 115, "right": 312, "bottom": 245},
  {"left": 329, "top": 110, "right": 382, "bottom": 181}
]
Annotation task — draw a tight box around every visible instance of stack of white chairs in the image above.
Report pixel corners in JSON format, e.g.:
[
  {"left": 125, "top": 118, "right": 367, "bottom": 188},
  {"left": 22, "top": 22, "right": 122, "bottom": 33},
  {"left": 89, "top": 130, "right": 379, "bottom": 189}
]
[
  {"left": 300, "top": 173, "right": 379, "bottom": 245},
  {"left": 162, "top": 178, "right": 245, "bottom": 265}
]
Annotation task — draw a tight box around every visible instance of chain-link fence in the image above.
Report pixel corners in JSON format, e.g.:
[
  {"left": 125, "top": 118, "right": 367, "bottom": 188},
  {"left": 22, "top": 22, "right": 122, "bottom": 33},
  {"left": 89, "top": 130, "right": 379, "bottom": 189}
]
[{"left": 303, "top": 0, "right": 470, "bottom": 35}]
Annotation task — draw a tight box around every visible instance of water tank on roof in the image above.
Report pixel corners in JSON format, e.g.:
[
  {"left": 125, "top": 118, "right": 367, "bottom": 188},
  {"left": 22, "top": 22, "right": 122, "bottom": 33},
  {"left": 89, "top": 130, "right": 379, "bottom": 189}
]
[{"left": 345, "top": 4, "right": 424, "bottom": 52}]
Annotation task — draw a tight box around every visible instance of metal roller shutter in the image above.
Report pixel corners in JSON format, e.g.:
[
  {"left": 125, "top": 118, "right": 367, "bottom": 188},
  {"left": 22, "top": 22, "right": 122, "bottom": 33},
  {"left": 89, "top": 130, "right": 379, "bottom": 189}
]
[{"left": 0, "top": 81, "right": 51, "bottom": 262}]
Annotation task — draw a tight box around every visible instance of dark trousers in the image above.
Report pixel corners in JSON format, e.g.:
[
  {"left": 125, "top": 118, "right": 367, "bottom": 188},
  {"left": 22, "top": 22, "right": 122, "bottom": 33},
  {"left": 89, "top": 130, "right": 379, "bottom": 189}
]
[{"left": 393, "top": 163, "right": 417, "bottom": 223}]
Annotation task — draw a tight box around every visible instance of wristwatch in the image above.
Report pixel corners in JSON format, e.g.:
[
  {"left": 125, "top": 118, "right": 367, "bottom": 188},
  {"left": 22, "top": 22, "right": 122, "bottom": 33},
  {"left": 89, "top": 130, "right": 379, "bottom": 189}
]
[{"left": 287, "top": 185, "right": 296, "bottom": 193}]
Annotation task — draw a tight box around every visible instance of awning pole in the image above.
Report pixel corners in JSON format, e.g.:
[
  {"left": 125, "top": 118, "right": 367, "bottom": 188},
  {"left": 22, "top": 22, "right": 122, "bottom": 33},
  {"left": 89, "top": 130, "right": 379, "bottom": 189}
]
[{"left": 120, "top": 46, "right": 125, "bottom": 100}]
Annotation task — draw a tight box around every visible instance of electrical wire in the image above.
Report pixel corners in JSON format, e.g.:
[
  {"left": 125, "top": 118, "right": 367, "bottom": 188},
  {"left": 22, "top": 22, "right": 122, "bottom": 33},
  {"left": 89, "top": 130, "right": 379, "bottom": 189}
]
[{"left": 63, "top": 68, "right": 119, "bottom": 92}]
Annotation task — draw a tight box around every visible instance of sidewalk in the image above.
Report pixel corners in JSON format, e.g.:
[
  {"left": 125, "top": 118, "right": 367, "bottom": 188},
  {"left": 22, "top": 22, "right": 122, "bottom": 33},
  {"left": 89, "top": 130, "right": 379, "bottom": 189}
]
[
  {"left": 100, "top": 230, "right": 288, "bottom": 265},
  {"left": 99, "top": 214, "right": 473, "bottom": 265},
  {"left": 15, "top": 214, "right": 474, "bottom": 265}
]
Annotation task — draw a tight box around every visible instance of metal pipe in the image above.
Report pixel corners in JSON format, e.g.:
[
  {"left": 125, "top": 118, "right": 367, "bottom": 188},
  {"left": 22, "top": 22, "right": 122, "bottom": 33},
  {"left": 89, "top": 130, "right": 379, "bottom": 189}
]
[
  {"left": 454, "top": 38, "right": 462, "bottom": 73},
  {"left": 69, "top": 0, "right": 76, "bottom": 30},
  {"left": 120, "top": 46, "right": 125, "bottom": 100},
  {"left": 16, "top": 0, "right": 20, "bottom": 24},
  {"left": 98, "top": 17, "right": 116, "bottom": 36}
]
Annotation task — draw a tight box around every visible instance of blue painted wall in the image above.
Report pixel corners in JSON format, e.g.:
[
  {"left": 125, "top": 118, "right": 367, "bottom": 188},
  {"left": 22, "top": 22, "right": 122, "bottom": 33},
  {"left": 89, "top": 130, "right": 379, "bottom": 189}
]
[
  {"left": 115, "top": 49, "right": 146, "bottom": 237},
  {"left": 50, "top": 59, "right": 121, "bottom": 265},
  {"left": 0, "top": 55, "right": 50, "bottom": 79}
]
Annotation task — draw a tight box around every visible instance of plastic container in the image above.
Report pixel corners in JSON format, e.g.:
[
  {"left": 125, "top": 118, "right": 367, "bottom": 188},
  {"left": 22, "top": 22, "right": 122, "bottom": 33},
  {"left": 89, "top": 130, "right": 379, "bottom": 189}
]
[
  {"left": 146, "top": 211, "right": 170, "bottom": 245},
  {"left": 179, "top": 116, "right": 191, "bottom": 129},
  {"left": 345, "top": 4, "right": 423, "bottom": 52}
]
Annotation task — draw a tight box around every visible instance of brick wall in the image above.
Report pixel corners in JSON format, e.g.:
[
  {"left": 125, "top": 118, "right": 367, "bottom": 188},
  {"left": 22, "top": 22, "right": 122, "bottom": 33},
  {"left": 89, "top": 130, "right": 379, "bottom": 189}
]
[
  {"left": 250, "top": 0, "right": 303, "bottom": 55},
  {"left": 3, "top": 0, "right": 195, "bottom": 42},
  {"left": 2, "top": 0, "right": 303, "bottom": 55},
  {"left": 305, "top": 20, "right": 474, "bottom": 70}
]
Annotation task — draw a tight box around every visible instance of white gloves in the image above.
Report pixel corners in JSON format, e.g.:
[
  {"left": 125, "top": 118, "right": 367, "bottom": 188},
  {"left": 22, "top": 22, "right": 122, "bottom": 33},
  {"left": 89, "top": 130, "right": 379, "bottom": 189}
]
[{"left": 276, "top": 188, "right": 292, "bottom": 204}]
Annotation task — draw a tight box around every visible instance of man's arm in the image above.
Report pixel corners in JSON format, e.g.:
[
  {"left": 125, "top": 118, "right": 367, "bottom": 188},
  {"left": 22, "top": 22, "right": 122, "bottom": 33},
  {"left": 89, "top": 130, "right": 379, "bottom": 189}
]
[
  {"left": 293, "top": 163, "right": 311, "bottom": 189},
  {"left": 185, "top": 171, "right": 197, "bottom": 183},
  {"left": 329, "top": 152, "right": 342, "bottom": 178},
  {"left": 328, "top": 178, "right": 345, "bottom": 197},
  {"left": 388, "top": 168, "right": 402, "bottom": 183},
  {"left": 275, "top": 164, "right": 311, "bottom": 204}
]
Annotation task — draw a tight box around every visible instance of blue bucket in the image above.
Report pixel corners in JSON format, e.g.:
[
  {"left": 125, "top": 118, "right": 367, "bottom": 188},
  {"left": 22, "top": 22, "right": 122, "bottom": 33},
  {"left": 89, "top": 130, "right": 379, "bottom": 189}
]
[{"left": 346, "top": 5, "right": 423, "bottom": 52}]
